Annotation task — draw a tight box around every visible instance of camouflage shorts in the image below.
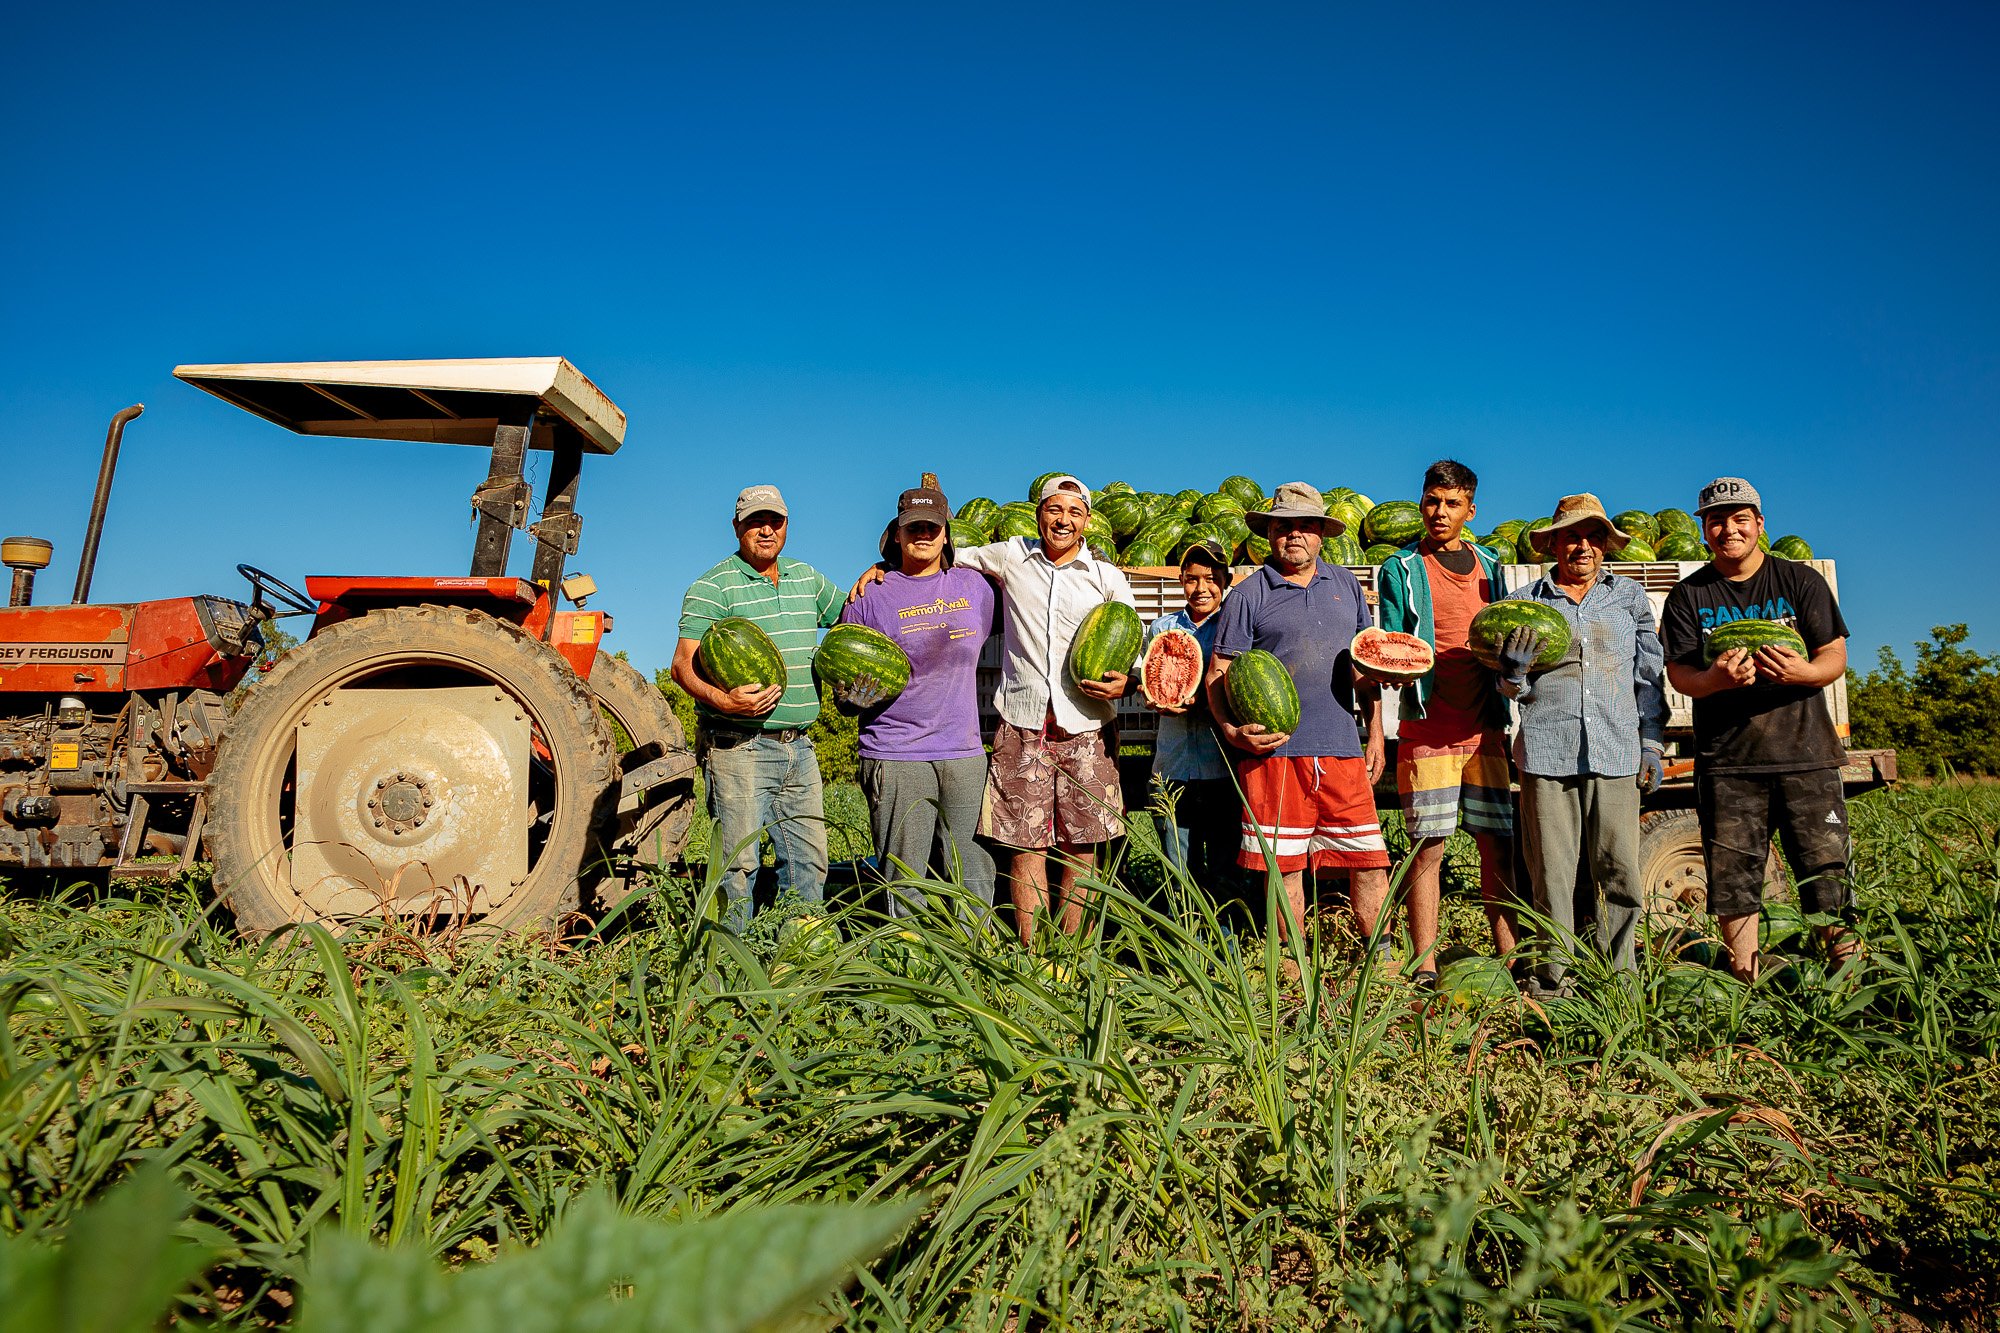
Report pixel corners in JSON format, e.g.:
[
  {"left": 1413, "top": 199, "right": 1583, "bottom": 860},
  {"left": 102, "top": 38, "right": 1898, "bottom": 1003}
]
[{"left": 978, "top": 719, "right": 1125, "bottom": 850}]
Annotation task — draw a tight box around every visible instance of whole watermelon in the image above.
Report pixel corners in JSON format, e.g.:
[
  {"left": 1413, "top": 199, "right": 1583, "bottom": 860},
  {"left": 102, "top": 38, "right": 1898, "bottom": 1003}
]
[
  {"left": 1219, "top": 475, "right": 1265, "bottom": 510},
  {"left": 956, "top": 496, "right": 999, "bottom": 530},
  {"left": 1118, "top": 540, "right": 1168, "bottom": 568},
  {"left": 1438, "top": 956, "right": 1517, "bottom": 1007},
  {"left": 1514, "top": 519, "right": 1554, "bottom": 564},
  {"left": 1347, "top": 492, "right": 1375, "bottom": 513},
  {"left": 1225, "top": 649, "right": 1301, "bottom": 735},
  {"left": 1757, "top": 531, "right": 1772, "bottom": 553},
  {"left": 1245, "top": 533, "right": 1271, "bottom": 564},
  {"left": 1084, "top": 510, "right": 1117, "bottom": 549},
  {"left": 1480, "top": 539, "right": 1517, "bottom": 566},
  {"left": 813, "top": 624, "right": 913, "bottom": 708},
  {"left": 1132, "top": 513, "right": 1189, "bottom": 555},
  {"left": 1195, "top": 491, "right": 1245, "bottom": 525},
  {"left": 1173, "top": 488, "right": 1204, "bottom": 511},
  {"left": 993, "top": 506, "right": 1041, "bottom": 540},
  {"left": 1467, "top": 600, "right": 1573, "bottom": 672},
  {"left": 1654, "top": 507, "right": 1699, "bottom": 538},
  {"left": 1028, "top": 471, "right": 1066, "bottom": 503},
  {"left": 698, "top": 617, "right": 787, "bottom": 691},
  {"left": 1096, "top": 480, "right": 1136, "bottom": 499},
  {"left": 1612, "top": 510, "right": 1658, "bottom": 543},
  {"left": 1096, "top": 491, "right": 1148, "bottom": 538},
  {"left": 1213, "top": 509, "right": 1252, "bottom": 547},
  {"left": 1362, "top": 499, "right": 1425, "bottom": 547},
  {"left": 1179, "top": 522, "right": 1228, "bottom": 560},
  {"left": 1325, "top": 501, "right": 1368, "bottom": 536},
  {"left": 1771, "top": 534, "right": 1814, "bottom": 560},
  {"left": 1613, "top": 535, "right": 1658, "bottom": 561},
  {"left": 1486, "top": 519, "right": 1527, "bottom": 543},
  {"left": 1703, "top": 618, "right": 1807, "bottom": 665},
  {"left": 949, "top": 519, "right": 989, "bottom": 549},
  {"left": 1363, "top": 543, "right": 1400, "bottom": 564},
  {"left": 1325, "top": 531, "right": 1364, "bottom": 565},
  {"left": 1655, "top": 531, "right": 1707, "bottom": 561},
  {"left": 1088, "top": 538, "right": 1119, "bottom": 563},
  {"left": 1066, "top": 601, "right": 1144, "bottom": 687}
]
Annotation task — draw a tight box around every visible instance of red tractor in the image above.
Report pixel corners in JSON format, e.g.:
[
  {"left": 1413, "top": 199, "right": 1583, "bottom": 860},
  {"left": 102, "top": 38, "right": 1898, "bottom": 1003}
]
[{"left": 0, "top": 359, "right": 696, "bottom": 933}]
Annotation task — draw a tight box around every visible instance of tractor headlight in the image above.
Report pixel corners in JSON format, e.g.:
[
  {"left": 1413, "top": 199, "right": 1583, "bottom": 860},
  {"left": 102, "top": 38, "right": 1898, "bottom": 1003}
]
[{"left": 56, "top": 696, "right": 88, "bottom": 727}]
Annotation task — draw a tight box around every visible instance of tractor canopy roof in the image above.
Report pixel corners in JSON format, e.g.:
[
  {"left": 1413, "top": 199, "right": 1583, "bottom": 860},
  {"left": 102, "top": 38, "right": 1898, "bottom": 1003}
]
[{"left": 172, "top": 357, "right": 625, "bottom": 455}]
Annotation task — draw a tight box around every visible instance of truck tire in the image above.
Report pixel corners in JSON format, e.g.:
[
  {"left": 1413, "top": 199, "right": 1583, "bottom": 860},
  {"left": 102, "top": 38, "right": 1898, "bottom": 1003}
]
[
  {"left": 1638, "top": 808, "right": 1789, "bottom": 936},
  {"left": 587, "top": 651, "right": 696, "bottom": 913},
  {"left": 207, "top": 605, "right": 615, "bottom": 935}
]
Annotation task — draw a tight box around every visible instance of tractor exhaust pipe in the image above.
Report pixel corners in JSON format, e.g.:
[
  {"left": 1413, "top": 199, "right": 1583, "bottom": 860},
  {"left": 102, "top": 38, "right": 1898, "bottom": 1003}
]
[{"left": 72, "top": 404, "right": 143, "bottom": 604}]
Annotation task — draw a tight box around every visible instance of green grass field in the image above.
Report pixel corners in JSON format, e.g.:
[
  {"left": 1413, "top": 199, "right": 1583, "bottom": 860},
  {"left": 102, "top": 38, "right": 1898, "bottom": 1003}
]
[{"left": 3, "top": 783, "right": 1997, "bottom": 1329}]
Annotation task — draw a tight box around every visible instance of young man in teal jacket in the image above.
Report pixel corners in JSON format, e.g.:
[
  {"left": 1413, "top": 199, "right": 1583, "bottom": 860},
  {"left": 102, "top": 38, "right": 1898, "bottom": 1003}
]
[{"left": 1369, "top": 460, "right": 1519, "bottom": 984}]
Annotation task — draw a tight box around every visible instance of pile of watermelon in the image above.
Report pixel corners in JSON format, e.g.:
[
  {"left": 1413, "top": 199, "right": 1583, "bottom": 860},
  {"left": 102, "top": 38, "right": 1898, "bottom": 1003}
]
[{"left": 947, "top": 475, "right": 1820, "bottom": 571}]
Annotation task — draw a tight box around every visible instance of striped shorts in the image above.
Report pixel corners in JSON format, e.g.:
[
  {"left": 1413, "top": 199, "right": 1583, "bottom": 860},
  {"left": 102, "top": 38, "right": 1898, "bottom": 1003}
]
[
  {"left": 1236, "top": 754, "right": 1390, "bottom": 875},
  {"left": 1397, "top": 730, "right": 1514, "bottom": 841}
]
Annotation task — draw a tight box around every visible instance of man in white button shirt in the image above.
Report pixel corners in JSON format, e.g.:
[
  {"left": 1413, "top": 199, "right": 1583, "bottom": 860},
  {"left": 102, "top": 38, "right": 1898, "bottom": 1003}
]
[{"left": 853, "top": 475, "right": 1137, "bottom": 943}]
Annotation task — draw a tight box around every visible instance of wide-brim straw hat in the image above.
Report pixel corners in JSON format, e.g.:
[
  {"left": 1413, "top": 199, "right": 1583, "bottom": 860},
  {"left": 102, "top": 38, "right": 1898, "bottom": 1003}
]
[
  {"left": 1530, "top": 493, "right": 1631, "bottom": 554},
  {"left": 1245, "top": 481, "right": 1341, "bottom": 536}
]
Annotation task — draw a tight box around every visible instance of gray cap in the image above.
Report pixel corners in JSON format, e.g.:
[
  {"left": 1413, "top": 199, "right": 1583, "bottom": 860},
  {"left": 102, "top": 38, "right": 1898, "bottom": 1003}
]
[
  {"left": 1245, "top": 482, "right": 1338, "bottom": 536},
  {"left": 1695, "top": 477, "right": 1761, "bottom": 515},
  {"left": 734, "top": 484, "right": 789, "bottom": 521}
]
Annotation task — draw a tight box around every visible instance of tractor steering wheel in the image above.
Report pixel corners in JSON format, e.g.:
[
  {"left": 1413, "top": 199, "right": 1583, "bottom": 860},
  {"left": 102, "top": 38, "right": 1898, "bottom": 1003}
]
[{"left": 237, "top": 564, "right": 316, "bottom": 616}]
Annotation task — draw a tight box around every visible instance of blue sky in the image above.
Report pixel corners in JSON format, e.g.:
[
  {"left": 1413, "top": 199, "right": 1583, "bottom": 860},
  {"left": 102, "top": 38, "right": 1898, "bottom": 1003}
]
[{"left": 4, "top": 2, "right": 1994, "bottom": 675}]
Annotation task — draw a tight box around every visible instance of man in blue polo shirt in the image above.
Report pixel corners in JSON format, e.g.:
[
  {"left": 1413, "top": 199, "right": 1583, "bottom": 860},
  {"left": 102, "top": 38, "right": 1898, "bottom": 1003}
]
[
  {"left": 1205, "top": 482, "right": 1390, "bottom": 941},
  {"left": 671, "top": 484, "right": 843, "bottom": 930}
]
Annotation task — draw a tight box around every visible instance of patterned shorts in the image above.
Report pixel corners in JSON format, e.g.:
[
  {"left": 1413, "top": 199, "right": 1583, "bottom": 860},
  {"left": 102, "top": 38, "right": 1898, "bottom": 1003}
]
[
  {"left": 1397, "top": 730, "right": 1515, "bottom": 841},
  {"left": 979, "top": 719, "right": 1125, "bottom": 850},
  {"left": 1237, "top": 754, "right": 1390, "bottom": 874}
]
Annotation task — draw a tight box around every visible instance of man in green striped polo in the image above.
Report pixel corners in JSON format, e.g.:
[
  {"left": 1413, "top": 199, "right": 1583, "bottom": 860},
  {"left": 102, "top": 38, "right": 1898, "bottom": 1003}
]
[{"left": 671, "top": 484, "right": 843, "bottom": 928}]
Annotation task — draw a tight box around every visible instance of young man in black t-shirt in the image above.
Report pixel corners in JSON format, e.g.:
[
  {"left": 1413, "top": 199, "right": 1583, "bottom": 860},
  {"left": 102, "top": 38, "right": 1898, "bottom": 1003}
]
[{"left": 1660, "top": 477, "right": 1859, "bottom": 983}]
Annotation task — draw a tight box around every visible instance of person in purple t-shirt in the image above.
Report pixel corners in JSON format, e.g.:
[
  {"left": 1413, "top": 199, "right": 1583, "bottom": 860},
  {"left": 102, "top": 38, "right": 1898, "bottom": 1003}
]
[{"left": 839, "top": 483, "right": 998, "bottom": 913}]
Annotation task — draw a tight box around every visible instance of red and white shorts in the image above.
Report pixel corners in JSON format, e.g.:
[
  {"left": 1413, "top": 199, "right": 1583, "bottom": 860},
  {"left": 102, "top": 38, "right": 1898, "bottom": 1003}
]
[{"left": 1236, "top": 754, "right": 1390, "bottom": 874}]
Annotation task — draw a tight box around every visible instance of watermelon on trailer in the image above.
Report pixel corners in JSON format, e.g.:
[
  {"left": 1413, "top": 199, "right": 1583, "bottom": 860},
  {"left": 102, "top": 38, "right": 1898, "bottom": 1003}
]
[
  {"left": 1486, "top": 519, "right": 1527, "bottom": 543},
  {"left": 698, "top": 617, "right": 787, "bottom": 691},
  {"left": 1096, "top": 480, "right": 1136, "bottom": 498},
  {"left": 993, "top": 506, "right": 1041, "bottom": 541},
  {"left": 1655, "top": 531, "right": 1707, "bottom": 561},
  {"left": 1195, "top": 492, "right": 1245, "bottom": 525},
  {"left": 1771, "top": 534, "right": 1814, "bottom": 560},
  {"left": 1612, "top": 510, "right": 1658, "bottom": 544},
  {"left": 1363, "top": 543, "right": 1401, "bottom": 564},
  {"left": 1118, "top": 541, "right": 1168, "bottom": 568},
  {"left": 1479, "top": 539, "right": 1516, "bottom": 566},
  {"left": 1245, "top": 533, "right": 1271, "bottom": 564},
  {"left": 949, "top": 520, "right": 989, "bottom": 549},
  {"left": 1362, "top": 499, "right": 1425, "bottom": 547},
  {"left": 1613, "top": 535, "right": 1658, "bottom": 562},
  {"left": 1322, "top": 485, "right": 1356, "bottom": 505},
  {"left": 1703, "top": 618, "right": 1807, "bottom": 665},
  {"left": 1347, "top": 492, "right": 1375, "bottom": 513},
  {"left": 1028, "top": 471, "right": 1067, "bottom": 503},
  {"left": 1139, "top": 628, "right": 1205, "bottom": 708},
  {"left": 1224, "top": 649, "right": 1301, "bottom": 736},
  {"left": 1351, "top": 628, "right": 1435, "bottom": 683},
  {"left": 1084, "top": 510, "right": 1117, "bottom": 548},
  {"left": 1325, "top": 501, "right": 1367, "bottom": 536},
  {"left": 955, "top": 497, "right": 998, "bottom": 530},
  {"left": 1219, "top": 475, "right": 1265, "bottom": 510},
  {"left": 1325, "top": 531, "right": 1364, "bottom": 565},
  {"left": 1514, "top": 519, "right": 1556, "bottom": 564},
  {"left": 1466, "top": 600, "right": 1573, "bottom": 672},
  {"left": 1173, "top": 487, "right": 1204, "bottom": 510},
  {"left": 1132, "top": 514, "right": 1189, "bottom": 555},
  {"left": 1654, "top": 507, "right": 1699, "bottom": 538},
  {"left": 1179, "top": 522, "right": 1229, "bottom": 561},
  {"left": 1095, "top": 492, "right": 1148, "bottom": 538},
  {"left": 813, "top": 624, "right": 913, "bottom": 710},
  {"left": 1066, "top": 601, "right": 1144, "bottom": 687}
]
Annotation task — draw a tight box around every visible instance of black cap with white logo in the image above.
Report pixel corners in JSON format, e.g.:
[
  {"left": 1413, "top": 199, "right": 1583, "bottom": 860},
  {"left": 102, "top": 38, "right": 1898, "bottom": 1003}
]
[{"left": 895, "top": 485, "right": 951, "bottom": 529}]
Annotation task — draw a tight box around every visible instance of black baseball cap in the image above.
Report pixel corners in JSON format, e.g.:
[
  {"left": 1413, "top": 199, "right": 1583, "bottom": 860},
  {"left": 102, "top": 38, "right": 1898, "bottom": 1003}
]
[{"left": 895, "top": 485, "right": 950, "bottom": 529}]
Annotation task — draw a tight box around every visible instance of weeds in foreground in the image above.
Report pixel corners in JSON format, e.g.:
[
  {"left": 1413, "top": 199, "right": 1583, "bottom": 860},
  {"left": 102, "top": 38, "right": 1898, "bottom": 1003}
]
[{"left": 0, "top": 783, "right": 1996, "bottom": 1328}]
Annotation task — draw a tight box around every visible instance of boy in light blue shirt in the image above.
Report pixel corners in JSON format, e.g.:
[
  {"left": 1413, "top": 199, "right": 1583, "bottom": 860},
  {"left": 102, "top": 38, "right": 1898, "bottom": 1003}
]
[{"left": 1146, "top": 540, "right": 1240, "bottom": 904}]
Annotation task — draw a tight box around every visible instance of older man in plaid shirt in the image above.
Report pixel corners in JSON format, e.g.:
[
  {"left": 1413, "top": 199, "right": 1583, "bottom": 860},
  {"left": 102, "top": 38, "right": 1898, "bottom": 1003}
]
[{"left": 1497, "top": 493, "right": 1668, "bottom": 998}]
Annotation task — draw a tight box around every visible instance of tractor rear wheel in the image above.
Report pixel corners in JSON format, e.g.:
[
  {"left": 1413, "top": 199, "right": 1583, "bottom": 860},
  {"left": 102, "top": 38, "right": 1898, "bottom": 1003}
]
[
  {"left": 206, "top": 604, "right": 616, "bottom": 934},
  {"left": 1638, "top": 808, "right": 1789, "bottom": 940},
  {"left": 587, "top": 650, "right": 696, "bottom": 912}
]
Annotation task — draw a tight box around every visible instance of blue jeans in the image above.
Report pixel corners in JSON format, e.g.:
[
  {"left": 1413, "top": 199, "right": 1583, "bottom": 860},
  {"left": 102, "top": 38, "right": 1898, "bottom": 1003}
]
[{"left": 704, "top": 732, "right": 828, "bottom": 930}]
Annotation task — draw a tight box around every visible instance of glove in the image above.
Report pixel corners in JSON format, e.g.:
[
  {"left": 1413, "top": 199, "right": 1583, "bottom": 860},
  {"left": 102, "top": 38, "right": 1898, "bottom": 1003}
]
[
  {"left": 1497, "top": 627, "right": 1544, "bottom": 684},
  {"left": 1638, "top": 747, "right": 1666, "bottom": 794},
  {"left": 835, "top": 676, "right": 890, "bottom": 711}
]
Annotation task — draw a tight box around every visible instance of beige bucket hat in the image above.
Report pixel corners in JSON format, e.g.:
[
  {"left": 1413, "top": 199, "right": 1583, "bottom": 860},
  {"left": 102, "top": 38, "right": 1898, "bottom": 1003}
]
[
  {"left": 1530, "top": 493, "right": 1631, "bottom": 554},
  {"left": 1245, "top": 482, "right": 1340, "bottom": 536}
]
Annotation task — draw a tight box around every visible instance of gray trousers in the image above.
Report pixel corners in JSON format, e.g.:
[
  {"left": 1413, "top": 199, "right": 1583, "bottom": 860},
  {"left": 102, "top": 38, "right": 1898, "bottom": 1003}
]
[
  {"left": 1520, "top": 772, "right": 1643, "bottom": 986},
  {"left": 858, "top": 755, "right": 996, "bottom": 916}
]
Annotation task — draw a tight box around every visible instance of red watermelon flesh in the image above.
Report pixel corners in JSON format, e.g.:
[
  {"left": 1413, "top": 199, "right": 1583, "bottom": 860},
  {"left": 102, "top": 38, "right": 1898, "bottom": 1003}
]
[
  {"left": 1140, "top": 628, "right": 1205, "bottom": 708},
  {"left": 1350, "top": 628, "right": 1435, "bottom": 682}
]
